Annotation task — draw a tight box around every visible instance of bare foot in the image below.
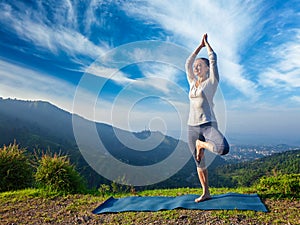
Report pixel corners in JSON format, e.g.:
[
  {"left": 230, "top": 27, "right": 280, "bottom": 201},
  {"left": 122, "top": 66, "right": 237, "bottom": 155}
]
[
  {"left": 195, "top": 140, "right": 204, "bottom": 161},
  {"left": 194, "top": 194, "right": 212, "bottom": 203}
]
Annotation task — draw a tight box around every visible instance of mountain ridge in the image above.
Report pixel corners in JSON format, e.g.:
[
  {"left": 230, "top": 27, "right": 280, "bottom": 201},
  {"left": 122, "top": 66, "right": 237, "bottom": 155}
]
[{"left": 0, "top": 97, "right": 207, "bottom": 188}]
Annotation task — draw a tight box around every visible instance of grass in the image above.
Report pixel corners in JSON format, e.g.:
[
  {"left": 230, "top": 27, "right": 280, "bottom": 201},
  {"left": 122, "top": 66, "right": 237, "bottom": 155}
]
[
  {"left": 1, "top": 187, "right": 299, "bottom": 224},
  {"left": 138, "top": 186, "right": 257, "bottom": 197},
  {"left": 0, "top": 188, "right": 59, "bottom": 201}
]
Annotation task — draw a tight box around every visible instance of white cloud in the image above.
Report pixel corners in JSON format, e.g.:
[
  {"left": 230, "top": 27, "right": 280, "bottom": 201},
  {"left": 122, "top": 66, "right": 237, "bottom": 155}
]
[
  {"left": 220, "top": 59, "right": 259, "bottom": 100},
  {"left": 258, "top": 31, "right": 300, "bottom": 89},
  {"left": 85, "top": 40, "right": 189, "bottom": 96},
  {"left": 86, "top": 64, "right": 133, "bottom": 84},
  {"left": 0, "top": 1, "right": 106, "bottom": 65},
  {"left": 85, "top": 59, "right": 182, "bottom": 95},
  {"left": 137, "top": 63, "right": 181, "bottom": 94}
]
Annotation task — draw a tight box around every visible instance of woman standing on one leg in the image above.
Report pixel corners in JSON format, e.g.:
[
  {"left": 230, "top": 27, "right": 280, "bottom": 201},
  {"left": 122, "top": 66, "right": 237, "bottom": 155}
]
[{"left": 185, "top": 33, "right": 229, "bottom": 203}]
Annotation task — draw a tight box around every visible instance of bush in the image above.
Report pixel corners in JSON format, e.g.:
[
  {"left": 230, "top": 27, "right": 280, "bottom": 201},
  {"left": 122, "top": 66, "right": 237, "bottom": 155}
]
[
  {"left": 98, "top": 184, "right": 111, "bottom": 197},
  {"left": 35, "top": 153, "right": 86, "bottom": 193},
  {"left": 0, "top": 143, "right": 34, "bottom": 192},
  {"left": 256, "top": 174, "right": 300, "bottom": 197}
]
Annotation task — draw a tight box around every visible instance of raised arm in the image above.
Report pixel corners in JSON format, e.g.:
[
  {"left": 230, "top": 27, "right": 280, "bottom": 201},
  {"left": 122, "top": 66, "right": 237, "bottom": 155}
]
[
  {"left": 203, "top": 34, "right": 219, "bottom": 83},
  {"left": 193, "top": 35, "right": 206, "bottom": 55},
  {"left": 185, "top": 36, "right": 206, "bottom": 84}
]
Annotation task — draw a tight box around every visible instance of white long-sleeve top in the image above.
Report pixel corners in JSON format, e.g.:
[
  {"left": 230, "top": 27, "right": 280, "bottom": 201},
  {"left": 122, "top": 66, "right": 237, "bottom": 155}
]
[{"left": 185, "top": 51, "right": 219, "bottom": 126}]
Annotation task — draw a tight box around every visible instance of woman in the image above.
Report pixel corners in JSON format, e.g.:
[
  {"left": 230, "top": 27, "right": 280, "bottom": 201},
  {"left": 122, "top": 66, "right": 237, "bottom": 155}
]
[{"left": 185, "top": 33, "right": 229, "bottom": 202}]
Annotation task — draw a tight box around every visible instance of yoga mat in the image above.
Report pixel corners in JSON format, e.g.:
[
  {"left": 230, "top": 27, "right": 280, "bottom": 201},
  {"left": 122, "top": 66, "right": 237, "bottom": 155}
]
[{"left": 92, "top": 192, "right": 268, "bottom": 214}]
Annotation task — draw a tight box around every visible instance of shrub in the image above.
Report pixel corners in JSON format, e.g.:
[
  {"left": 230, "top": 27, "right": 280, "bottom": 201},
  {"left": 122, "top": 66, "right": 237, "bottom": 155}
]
[
  {"left": 35, "top": 153, "right": 86, "bottom": 193},
  {"left": 98, "top": 184, "right": 111, "bottom": 197},
  {"left": 256, "top": 174, "right": 300, "bottom": 197},
  {"left": 0, "top": 143, "right": 33, "bottom": 192}
]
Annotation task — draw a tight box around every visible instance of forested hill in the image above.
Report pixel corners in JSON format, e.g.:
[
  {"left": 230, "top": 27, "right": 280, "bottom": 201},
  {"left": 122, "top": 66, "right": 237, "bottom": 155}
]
[{"left": 212, "top": 149, "right": 300, "bottom": 187}]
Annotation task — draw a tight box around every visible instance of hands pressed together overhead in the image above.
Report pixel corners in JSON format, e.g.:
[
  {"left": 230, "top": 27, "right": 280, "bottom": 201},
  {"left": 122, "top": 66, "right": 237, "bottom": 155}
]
[
  {"left": 193, "top": 33, "right": 213, "bottom": 55},
  {"left": 200, "top": 33, "right": 208, "bottom": 48}
]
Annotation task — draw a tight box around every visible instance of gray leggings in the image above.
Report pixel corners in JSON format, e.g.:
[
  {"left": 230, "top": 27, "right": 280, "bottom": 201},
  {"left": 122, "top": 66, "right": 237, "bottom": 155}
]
[{"left": 188, "top": 122, "right": 229, "bottom": 167}]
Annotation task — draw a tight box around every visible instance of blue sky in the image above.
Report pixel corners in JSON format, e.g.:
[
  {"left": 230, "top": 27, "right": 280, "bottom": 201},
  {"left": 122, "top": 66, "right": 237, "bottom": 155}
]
[{"left": 0, "top": 0, "right": 300, "bottom": 144}]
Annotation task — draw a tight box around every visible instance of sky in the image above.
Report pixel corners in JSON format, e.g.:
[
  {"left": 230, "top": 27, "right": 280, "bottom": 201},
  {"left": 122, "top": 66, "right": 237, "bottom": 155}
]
[{"left": 0, "top": 0, "right": 300, "bottom": 145}]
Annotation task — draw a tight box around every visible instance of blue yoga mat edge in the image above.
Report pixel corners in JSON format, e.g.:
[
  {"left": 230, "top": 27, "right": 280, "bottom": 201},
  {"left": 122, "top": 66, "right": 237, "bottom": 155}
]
[{"left": 92, "top": 192, "right": 268, "bottom": 214}]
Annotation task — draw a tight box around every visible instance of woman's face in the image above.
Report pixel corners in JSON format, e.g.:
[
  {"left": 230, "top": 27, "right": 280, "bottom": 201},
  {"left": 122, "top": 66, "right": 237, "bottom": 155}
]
[{"left": 193, "top": 59, "right": 209, "bottom": 78}]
